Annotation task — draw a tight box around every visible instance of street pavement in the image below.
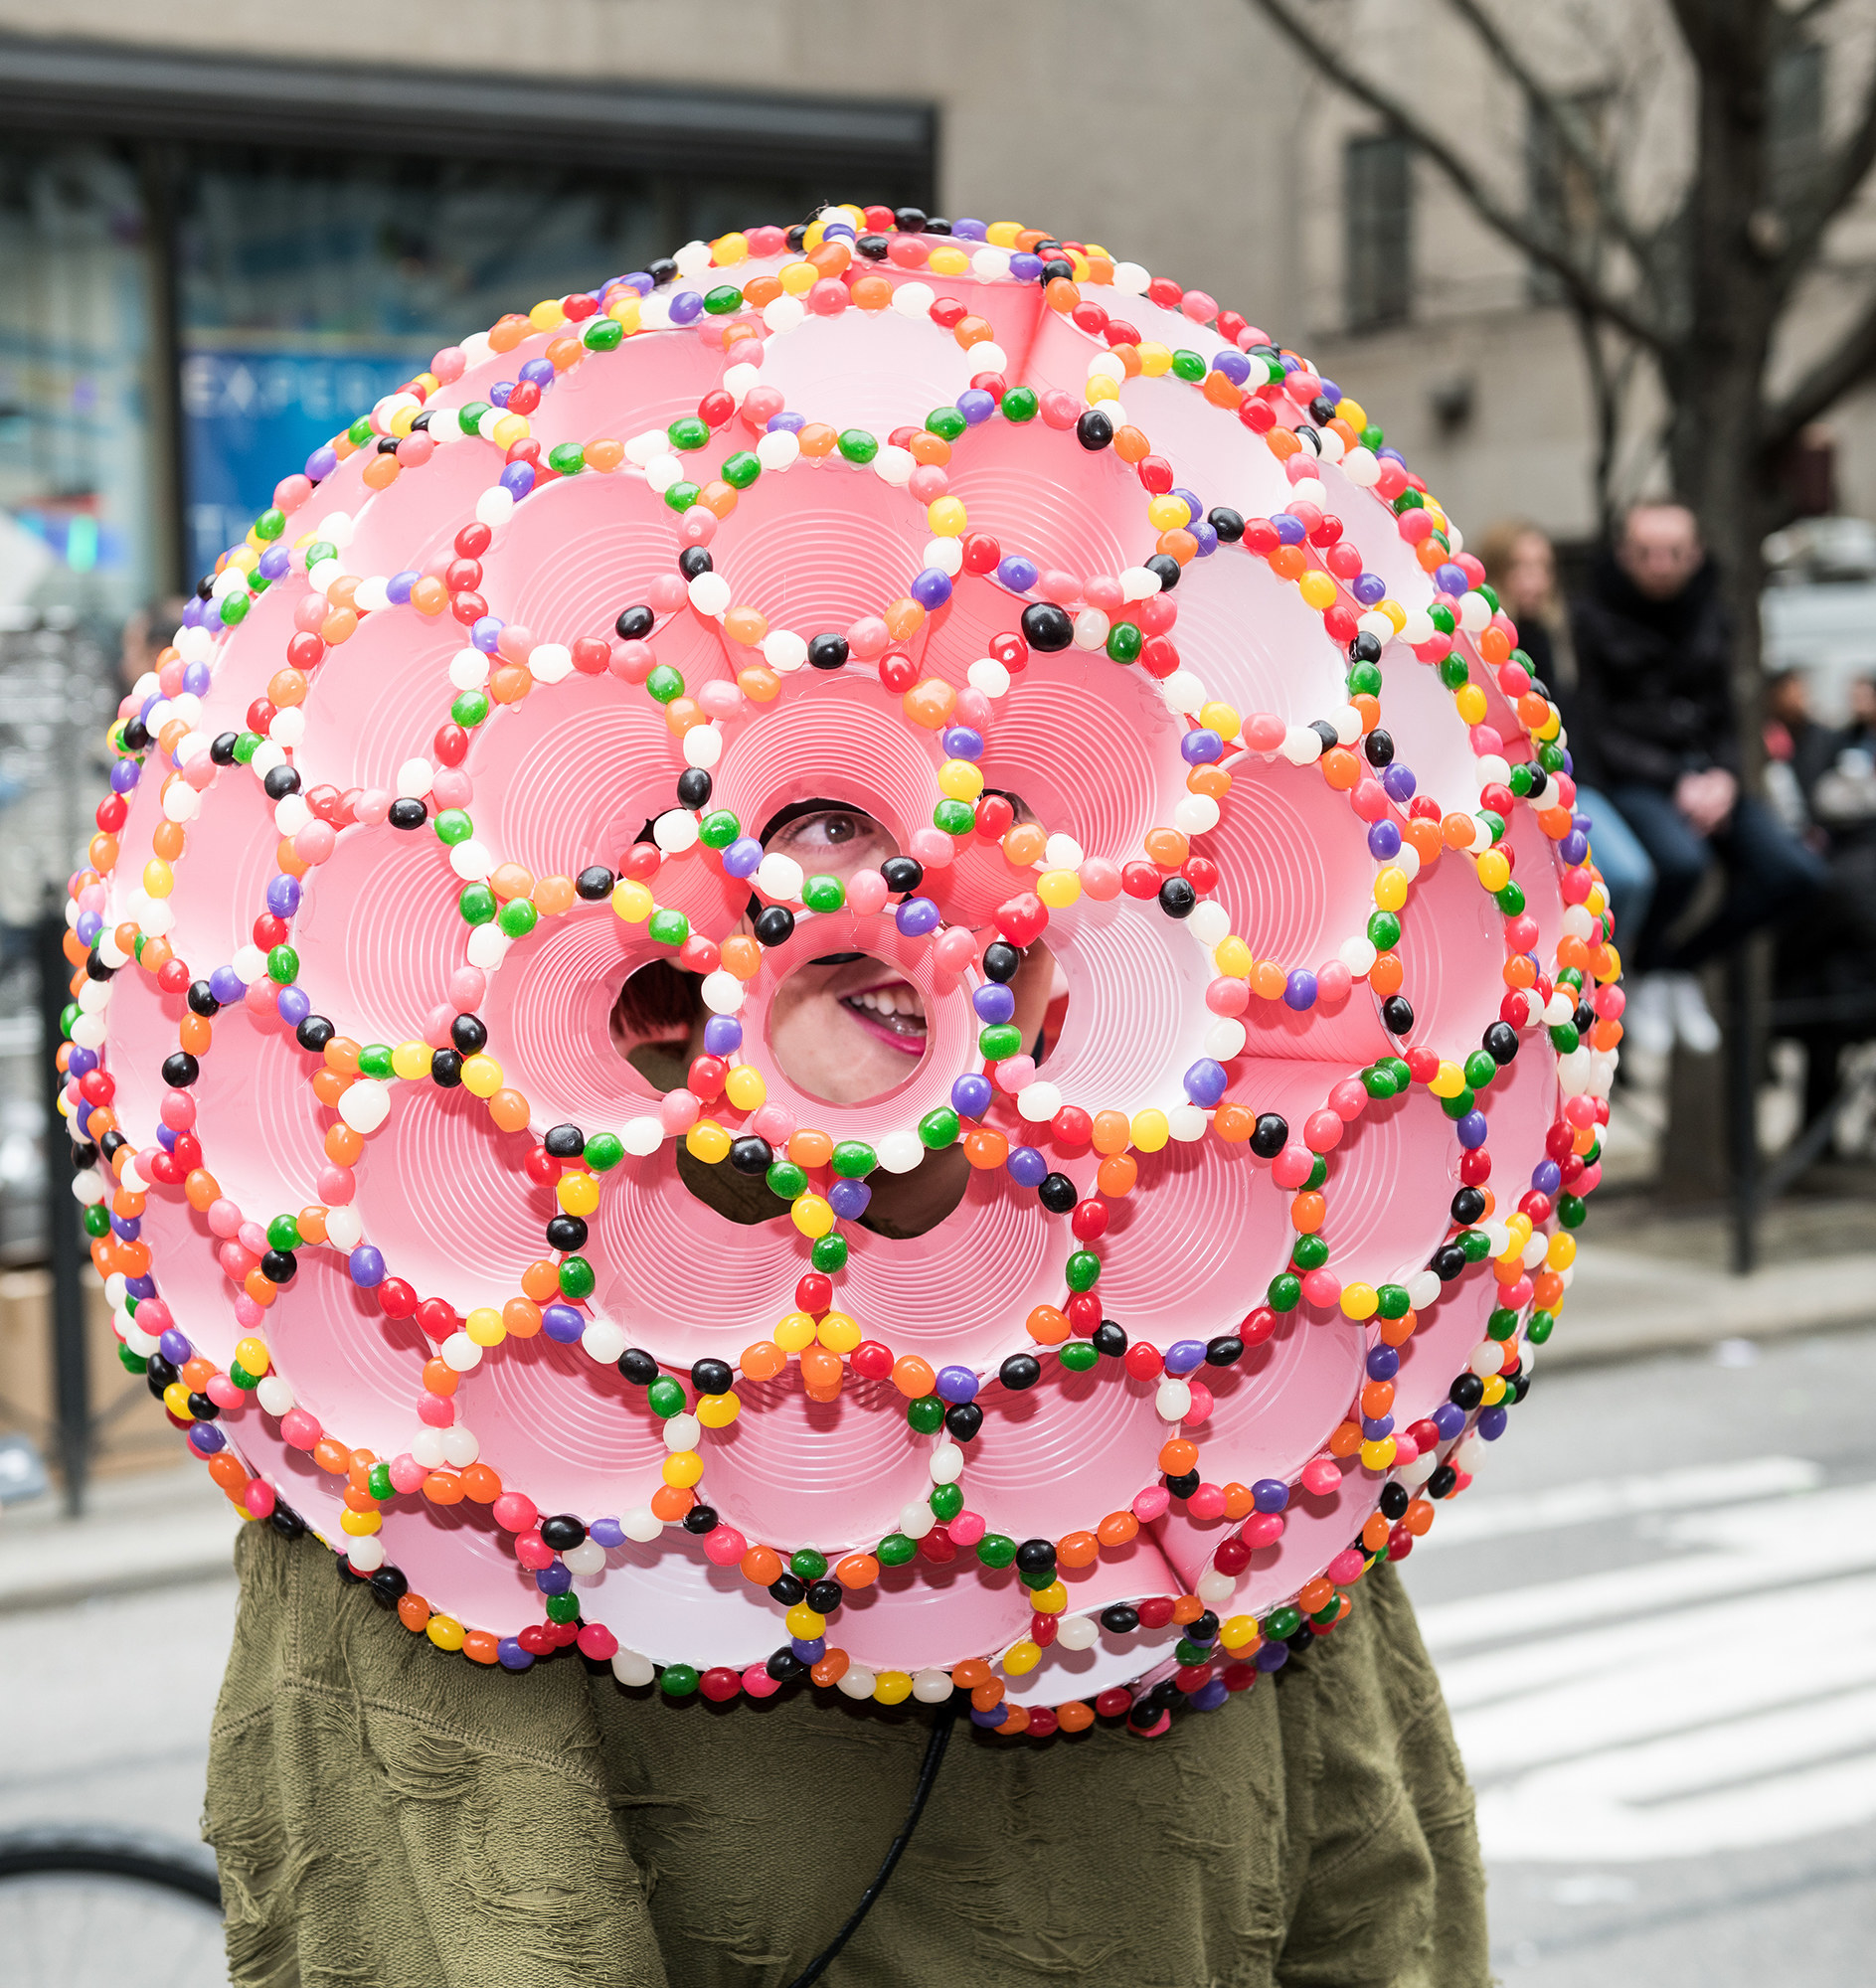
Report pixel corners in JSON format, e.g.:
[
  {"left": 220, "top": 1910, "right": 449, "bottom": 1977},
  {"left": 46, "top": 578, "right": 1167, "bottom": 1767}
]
[
  {"left": 2, "top": 1326, "right": 1873, "bottom": 1985},
  {"left": 1401, "top": 1323, "right": 1876, "bottom": 1986}
]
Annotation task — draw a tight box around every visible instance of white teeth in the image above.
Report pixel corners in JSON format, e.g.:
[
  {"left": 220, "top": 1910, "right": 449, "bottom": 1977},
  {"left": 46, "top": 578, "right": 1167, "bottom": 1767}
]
[{"left": 848, "top": 982, "right": 926, "bottom": 1026}]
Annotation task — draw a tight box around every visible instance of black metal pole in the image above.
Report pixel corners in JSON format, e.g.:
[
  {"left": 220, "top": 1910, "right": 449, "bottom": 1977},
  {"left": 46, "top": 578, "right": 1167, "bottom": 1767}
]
[
  {"left": 35, "top": 901, "right": 89, "bottom": 1516},
  {"left": 1727, "top": 944, "right": 1758, "bottom": 1277}
]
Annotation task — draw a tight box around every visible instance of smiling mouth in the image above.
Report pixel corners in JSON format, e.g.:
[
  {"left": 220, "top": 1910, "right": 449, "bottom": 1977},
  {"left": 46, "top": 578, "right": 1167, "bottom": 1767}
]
[{"left": 839, "top": 978, "right": 928, "bottom": 1055}]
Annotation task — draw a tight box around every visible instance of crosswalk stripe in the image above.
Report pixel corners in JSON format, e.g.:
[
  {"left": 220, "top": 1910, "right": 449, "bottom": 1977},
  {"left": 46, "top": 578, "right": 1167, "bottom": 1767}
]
[
  {"left": 1415, "top": 1481, "right": 1876, "bottom": 1652},
  {"left": 1410, "top": 1454, "right": 1821, "bottom": 1553}
]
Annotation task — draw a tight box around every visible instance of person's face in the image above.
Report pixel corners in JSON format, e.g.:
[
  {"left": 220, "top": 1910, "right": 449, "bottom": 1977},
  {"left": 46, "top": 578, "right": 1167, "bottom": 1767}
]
[
  {"left": 1768, "top": 676, "right": 1810, "bottom": 727},
  {"left": 762, "top": 805, "right": 1053, "bottom": 1105},
  {"left": 1498, "top": 531, "right": 1555, "bottom": 620},
  {"left": 1619, "top": 506, "right": 1703, "bottom": 600},
  {"left": 1852, "top": 679, "right": 1876, "bottom": 728},
  {"left": 616, "top": 802, "right": 1055, "bottom": 1108}
]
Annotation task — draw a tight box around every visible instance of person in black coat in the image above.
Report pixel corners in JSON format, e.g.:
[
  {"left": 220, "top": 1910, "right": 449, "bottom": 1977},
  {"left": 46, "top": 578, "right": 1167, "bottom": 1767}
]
[{"left": 1568, "top": 502, "right": 1826, "bottom": 1054}]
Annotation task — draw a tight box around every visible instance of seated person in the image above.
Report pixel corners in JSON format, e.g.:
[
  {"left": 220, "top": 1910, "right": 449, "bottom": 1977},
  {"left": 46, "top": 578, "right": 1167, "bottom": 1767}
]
[{"left": 1569, "top": 501, "right": 1826, "bottom": 1055}]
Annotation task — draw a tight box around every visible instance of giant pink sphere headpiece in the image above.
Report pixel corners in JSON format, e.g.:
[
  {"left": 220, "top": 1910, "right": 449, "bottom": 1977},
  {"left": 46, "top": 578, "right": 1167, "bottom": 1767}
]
[{"left": 64, "top": 206, "right": 1619, "bottom": 1737}]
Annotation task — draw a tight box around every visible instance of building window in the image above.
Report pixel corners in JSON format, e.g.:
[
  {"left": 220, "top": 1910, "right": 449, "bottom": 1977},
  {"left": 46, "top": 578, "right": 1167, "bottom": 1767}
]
[
  {"left": 1345, "top": 134, "right": 1412, "bottom": 331},
  {"left": 1527, "top": 93, "right": 1609, "bottom": 306},
  {"left": 1769, "top": 38, "right": 1824, "bottom": 212}
]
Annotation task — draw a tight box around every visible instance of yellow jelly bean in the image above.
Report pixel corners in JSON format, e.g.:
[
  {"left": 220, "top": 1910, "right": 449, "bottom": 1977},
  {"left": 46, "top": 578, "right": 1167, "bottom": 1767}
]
[
  {"left": 1220, "top": 1613, "right": 1259, "bottom": 1651},
  {"left": 778, "top": 259, "right": 816, "bottom": 295},
  {"left": 1146, "top": 493, "right": 1191, "bottom": 532},
  {"left": 817, "top": 1311, "right": 861, "bottom": 1353},
  {"left": 938, "top": 758, "right": 985, "bottom": 802},
  {"left": 986, "top": 221, "right": 1022, "bottom": 248},
  {"left": 1372, "top": 867, "right": 1408, "bottom": 911},
  {"left": 713, "top": 231, "right": 748, "bottom": 264},
  {"left": 927, "top": 496, "right": 967, "bottom": 537},
  {"left": 1480, "top": 1375, "right": 1506, "bottom": 1407},
  {"left": 1130, "top": 1108, "right": 1170, "bottom": 1153},
  {"left": 608, "top": 295, "right": 641, "bottom": 331},
  {"left": 1198, "top": 702, "right": 1242, "bottom": 742},
  {"left": 1037, "top": 869, "right": 1081, "bottom": 909},
  {"left": 341, "top": 1508, "right": 382, "bottom": 1536},
  {"left": 1337, "top": 397, "right": 1368, "bottom": 431},
  {"left": 695, "top": 1391, "right": 740, "bottom": 1427},
  {"left": 1454, "top": 683, "right": 1487, "bottom": 725},
  {"left": 426, "top": 1614, "right": 465, "bottom": 1652},
  {"left": 790, "top": 1193, "right": 835, "bottom": 1239},
  {"left": 1136, "top": 341, "right": 1173, "bottom": 377},
  {"left": 1214, "top": 935, "right": 1253, "bottom": 978},
  {"left": 872, "top": 1669, "right": 913, "bottom": 1705},
  {"left": 143, "top": 859, "right": 174, "bottom": 898},
  {"left": 1429, "top": 1061, "right": 1465, "bottom": 1098},
  {"left": 785, "top": 1603, "right": 826, "bottom": 1639},
  {"left": 1084, "top": 373, "right": 1119, "bottom": 404},
  {"left": 490, "top": 414, "right": 530, "bottom": 451},
  {"left": 686, "top": 1120, "right": 731, "bottom": 1164},
  {"left": 528, "top": 298, "right": 566, "bottom": 331},
  {"left": 724, "top": 1065, "right": 766, "bottom": 1110},
  {"left": 235, "top": 1336, "right": 269, "bottom": 1377},
  {"left": 162, "top": 1380, "right": 190, "bottom": 1419},
  {"left": 611, "top": 879, "right": 653, "bottom": 922},
  {"left": 1547, "top": 1232, "right": 1577, "bottom": 1270},
  {"left": 929, "top": 246, "right": 970, "bottom": 276},
  {"left": 1360, "top": 1435, "right": 1397, "bottom": 1471},
  {"left": 557, "top": 1171, "right": 600, "bottom": 1217},
  {"left": 1380, "top": 599, "right": 1406, "bottom": 631},
  {"left": 466, "top": 1306, "right": 507, "bottom": 1347},
  {"left": 1029, "top": 1579, "right": 1067, "bottom": 1614},
  {"left": 773, "top": 1310, "right": 817, "bottom": 1353},
  {"left": 1340, "top": 1282, "right": 1379, "bottom": 1321},
  {"left": 460, "top": 1054, "right": 502, "bottom": 1098},
  {"left": 391, "top": 1039, "right": 430, "bottom": 1080},
  {"left": 1297, "top": 570, "right": 1337, "bottom": 611},
  {"left": 662, "top": 1449, "right": 704, "bottom": 1488},
  {"left": 1002, "top": 1638, "right": 1043, "bottom": 1675}
]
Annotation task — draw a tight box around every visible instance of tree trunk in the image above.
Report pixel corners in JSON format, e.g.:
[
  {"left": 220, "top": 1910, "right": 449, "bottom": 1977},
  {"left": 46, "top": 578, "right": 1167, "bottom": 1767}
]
[{"left": 1656, "top": 0, "right": 1780, "bottom": 1201}]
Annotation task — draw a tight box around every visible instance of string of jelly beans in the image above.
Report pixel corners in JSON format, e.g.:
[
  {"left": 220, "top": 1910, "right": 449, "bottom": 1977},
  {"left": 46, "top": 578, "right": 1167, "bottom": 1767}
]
[{"left": 55, "top": 202, "right": 1614, "bottom": 1741}]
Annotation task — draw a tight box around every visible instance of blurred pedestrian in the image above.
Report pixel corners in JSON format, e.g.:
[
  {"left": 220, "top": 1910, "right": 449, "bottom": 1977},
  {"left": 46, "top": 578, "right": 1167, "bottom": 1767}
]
[
  {"left": 1763, "top": 668, "right": 1835, "bottom": 841},
  {"left": 118, "top": 596, "right": 187, "bottom": 693},
  {"left": 1568, "top": 501, "right": 1826, "bottom": 1057},
  {"left": 1480, "top": 520, "right": 1656, "bottom": 964}
]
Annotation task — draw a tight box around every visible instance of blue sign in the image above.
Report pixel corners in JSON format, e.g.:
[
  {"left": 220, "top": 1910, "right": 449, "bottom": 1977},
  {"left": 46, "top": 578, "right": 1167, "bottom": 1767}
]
[{"left": 181, "top": 343, "right": 432, "bottom": 581}]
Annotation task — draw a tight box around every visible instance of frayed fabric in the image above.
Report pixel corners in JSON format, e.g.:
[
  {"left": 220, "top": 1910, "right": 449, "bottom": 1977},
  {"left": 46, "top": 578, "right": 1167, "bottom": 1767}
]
[{"left": 206, "top": 1525, "right": 1487, "bottom": 1988}]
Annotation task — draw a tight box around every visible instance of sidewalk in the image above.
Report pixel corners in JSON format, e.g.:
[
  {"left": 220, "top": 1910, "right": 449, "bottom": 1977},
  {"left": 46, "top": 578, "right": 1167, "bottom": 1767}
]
[
  {"left": 1549, "top": 1174, "right": 1876, "bottom": 1369},
  {"left": 3, "top": 1179, "right": 1873, "bottom": 1611},
  {"left": 0, "top": 1457, "right": 238, "bottom": 1613}
]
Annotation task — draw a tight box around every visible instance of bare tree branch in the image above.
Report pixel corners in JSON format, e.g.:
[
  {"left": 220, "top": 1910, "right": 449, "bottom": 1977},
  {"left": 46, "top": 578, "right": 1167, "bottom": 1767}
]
[
  {"left": 1244, "top": 0, "right": 1668, "bottom": 350},
  {"left": 1761, "top": 282, "right": 1876, "bottom": 453},
  {"left": 1442, "top": 0, "right": 1653, "bottom": 272}
]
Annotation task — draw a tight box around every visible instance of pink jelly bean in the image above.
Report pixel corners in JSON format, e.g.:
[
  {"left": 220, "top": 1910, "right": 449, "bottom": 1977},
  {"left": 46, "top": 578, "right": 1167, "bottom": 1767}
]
[
  {"left": 1081, "top": 857, "right": 1121, "bottom": 901},
  {"left": 846, "top": 870, "right": 888, "bottom": 916}
]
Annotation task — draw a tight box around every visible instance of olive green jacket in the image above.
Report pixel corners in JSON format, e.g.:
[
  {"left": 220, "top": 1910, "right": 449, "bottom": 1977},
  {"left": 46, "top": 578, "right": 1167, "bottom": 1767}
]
[{"left": 207, "top": 1522, "right": 1487, "bottom": 1988}]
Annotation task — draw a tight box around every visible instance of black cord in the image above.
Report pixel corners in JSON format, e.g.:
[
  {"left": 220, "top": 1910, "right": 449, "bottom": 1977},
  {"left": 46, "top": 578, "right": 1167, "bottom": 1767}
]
[{"left": 783, "top": 1697, "right": 958, "bottom": 1988}]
